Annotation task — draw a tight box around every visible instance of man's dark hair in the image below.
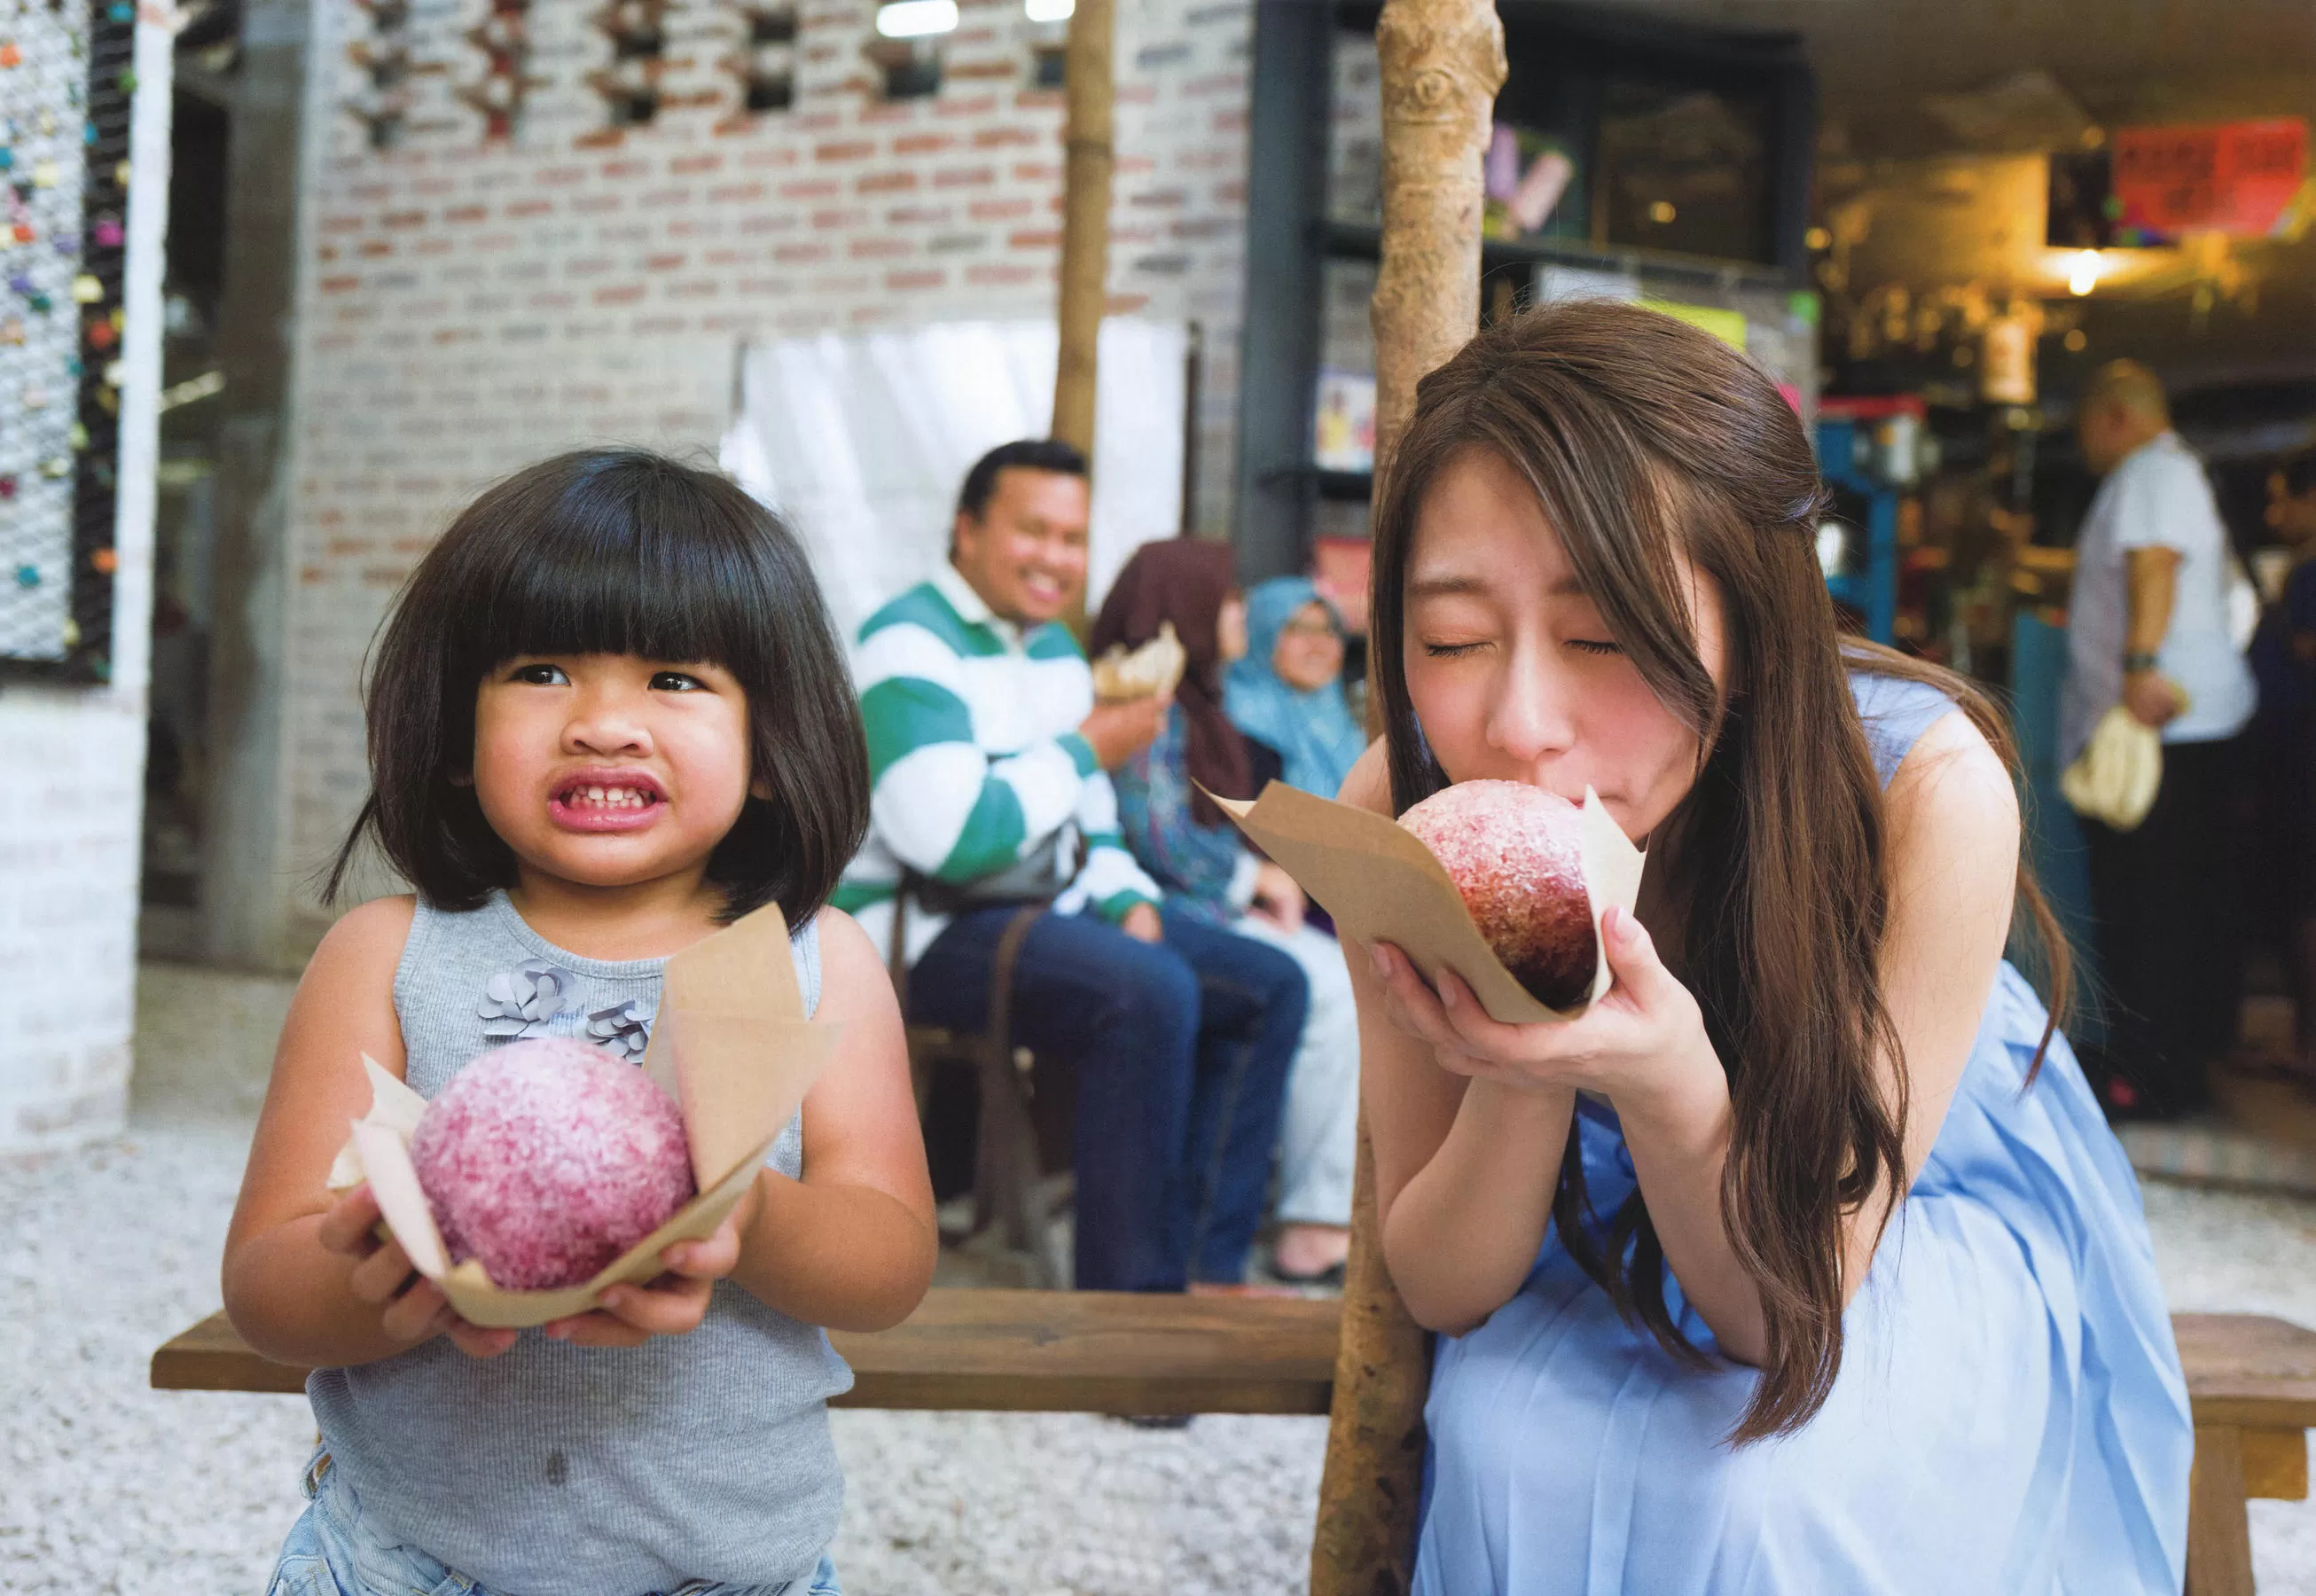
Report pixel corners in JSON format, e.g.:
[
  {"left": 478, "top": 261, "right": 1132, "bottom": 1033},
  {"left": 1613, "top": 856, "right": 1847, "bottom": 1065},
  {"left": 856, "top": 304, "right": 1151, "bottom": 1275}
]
[
  {"left": 326, "top": 448, "right": 870, "bottom": 926},
  {"left": 2281, "top": 446, "right": 2316, "bottom": 501},
  {"left": 955, "top": 437, "right": 1089, "bottom": 524}
]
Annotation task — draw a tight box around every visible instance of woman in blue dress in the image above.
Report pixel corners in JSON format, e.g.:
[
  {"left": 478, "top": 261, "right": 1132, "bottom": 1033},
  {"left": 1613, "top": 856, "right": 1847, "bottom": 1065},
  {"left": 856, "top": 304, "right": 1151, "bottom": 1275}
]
[{"left": 1340, "top": 299, "right": 2193, "bottom": 1593}]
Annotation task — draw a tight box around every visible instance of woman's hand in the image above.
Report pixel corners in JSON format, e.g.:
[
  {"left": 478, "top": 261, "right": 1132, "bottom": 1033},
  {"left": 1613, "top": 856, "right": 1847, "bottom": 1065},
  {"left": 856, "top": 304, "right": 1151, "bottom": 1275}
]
[
  {"left": 1365, "top": 905, "right": 1719, "bottom": 1114},
  {"left": 1249, "top": 861, "right": 1307, "bottom": 933},
  {"left": 538, "top": 1195, "right": 752, "bottom": 1350},
  {"left": 317, "top": 1184, "right": 519, "bottom": 1360}
]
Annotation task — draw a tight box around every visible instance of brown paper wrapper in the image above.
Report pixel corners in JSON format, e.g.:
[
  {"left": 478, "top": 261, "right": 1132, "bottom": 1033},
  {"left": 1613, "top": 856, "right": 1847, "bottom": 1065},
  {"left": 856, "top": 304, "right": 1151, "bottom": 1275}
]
[
  {"left": 1211, "top": 780, "right": 1646, "bottom": 1025},
  {"left": 1091, "top": 622, "right": 1187, "bottom": 702},
  {"left": 327, "top": 902, "right": 842, "bottom": 1330}
]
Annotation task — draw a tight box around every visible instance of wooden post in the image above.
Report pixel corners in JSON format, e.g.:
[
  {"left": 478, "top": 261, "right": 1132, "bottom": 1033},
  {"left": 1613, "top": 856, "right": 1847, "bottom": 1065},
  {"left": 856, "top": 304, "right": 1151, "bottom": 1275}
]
[
  {"left": 1367, "top": 0, "right": 1504, "bottom": 473},
  {"left": 2187, "top": 1425, "right": 2257, "bottom": 1596},
  {"left": 1312, "top": 4, "right": 1503, "bottom": 1594},
  {"left": 1051, "top": 0, "right": 1115, "bottom": 457},
  {"left": 1311, "top": 1124, "right": 1433, "bottom": 1596}
]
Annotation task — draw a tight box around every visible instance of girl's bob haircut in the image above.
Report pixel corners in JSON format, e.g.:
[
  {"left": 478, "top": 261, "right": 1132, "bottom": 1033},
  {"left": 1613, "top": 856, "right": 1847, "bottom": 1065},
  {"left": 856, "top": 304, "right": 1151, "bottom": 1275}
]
[{"left": 327, "top": 448, "right": 870, "bottom": 927}]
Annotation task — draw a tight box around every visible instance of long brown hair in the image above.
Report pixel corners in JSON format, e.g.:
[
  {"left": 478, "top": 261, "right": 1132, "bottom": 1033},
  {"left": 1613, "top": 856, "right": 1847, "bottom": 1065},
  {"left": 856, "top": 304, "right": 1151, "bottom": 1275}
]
[
  {"left": 1088, "top": 538, "right": 1254, "bottom": 825},
  {"left": 1369, "top": 299, "right": 2070, "bottom": 1443}
]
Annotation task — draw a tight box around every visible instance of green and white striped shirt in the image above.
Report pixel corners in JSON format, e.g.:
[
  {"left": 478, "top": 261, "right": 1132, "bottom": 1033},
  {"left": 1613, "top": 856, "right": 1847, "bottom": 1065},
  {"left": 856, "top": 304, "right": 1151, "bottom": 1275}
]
[{"left": 836, "top": 562, "right": 1162, "bottom": 968}]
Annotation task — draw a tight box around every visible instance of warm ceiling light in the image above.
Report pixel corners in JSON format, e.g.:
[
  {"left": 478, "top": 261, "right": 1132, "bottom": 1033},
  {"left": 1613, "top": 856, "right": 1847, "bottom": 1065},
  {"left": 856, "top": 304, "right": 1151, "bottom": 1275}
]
[
  {"left": 1025, "top": 0, "right": 1074, "bottom": 20},
  {"left": 2068, "top": 248, "right": 2104, "bottom": 296},
  {"left": 1647, "top": 200, "right": 1676, "bottom": 224},
  {"left": 875, "top": 0, "right": 958, "bottom": 38}
]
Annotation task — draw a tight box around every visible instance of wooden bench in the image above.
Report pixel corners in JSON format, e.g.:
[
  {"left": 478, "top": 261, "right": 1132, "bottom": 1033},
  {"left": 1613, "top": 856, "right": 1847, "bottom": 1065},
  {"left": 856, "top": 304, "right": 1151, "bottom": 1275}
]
[
  {"left": 153, "top": 1287, "right": 1339, "bottom": 1416},
  {"left": 153, "top": 1293, "right": 2312, "bottom": 1593},
  {"left": 2174, "top": 1313, "right": 2316, "bottom": 1594}
]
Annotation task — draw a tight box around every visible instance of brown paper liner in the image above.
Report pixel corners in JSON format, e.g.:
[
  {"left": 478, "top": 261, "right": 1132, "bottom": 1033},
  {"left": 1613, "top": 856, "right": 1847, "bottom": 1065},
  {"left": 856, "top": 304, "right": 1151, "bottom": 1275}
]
[{"left": 1211, "top": 780, "right": 1645, "bottom": 1025}]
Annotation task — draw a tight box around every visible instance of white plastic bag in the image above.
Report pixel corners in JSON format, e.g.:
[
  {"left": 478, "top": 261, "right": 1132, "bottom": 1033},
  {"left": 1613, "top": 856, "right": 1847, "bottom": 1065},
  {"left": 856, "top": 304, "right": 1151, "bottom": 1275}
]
[{"left": 2061, "top": 703, "right": 2164, "bottom": 832}]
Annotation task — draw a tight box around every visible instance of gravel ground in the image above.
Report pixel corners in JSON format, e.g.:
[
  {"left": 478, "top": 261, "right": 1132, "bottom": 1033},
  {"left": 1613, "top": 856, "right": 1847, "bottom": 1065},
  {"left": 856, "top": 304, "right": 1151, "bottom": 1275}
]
[{"left": 0, "top": 961, "right": 2308, "bottom": 1594}]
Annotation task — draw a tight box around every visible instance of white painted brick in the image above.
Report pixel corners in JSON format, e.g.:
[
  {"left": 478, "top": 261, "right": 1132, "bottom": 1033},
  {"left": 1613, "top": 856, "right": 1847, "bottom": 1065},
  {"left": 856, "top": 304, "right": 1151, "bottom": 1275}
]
[
  {"left": 0, "top": 14, "right": 172, "bottom": 1150},
  {"left": 0, "top": 690, "right": 149, "bottom": 1151}
]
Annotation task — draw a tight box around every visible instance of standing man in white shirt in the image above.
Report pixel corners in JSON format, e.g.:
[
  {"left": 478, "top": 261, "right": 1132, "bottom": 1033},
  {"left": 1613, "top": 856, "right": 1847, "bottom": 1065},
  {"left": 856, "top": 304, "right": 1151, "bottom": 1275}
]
[{"left": 2062, "top": 360, "right": 2258, "bottom": 1120}]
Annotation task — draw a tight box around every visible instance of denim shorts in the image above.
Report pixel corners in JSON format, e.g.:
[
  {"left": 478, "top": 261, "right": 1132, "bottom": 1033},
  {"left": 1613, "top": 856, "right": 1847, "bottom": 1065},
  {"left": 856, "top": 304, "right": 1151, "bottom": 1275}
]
[{"left": 266, "top": 1450, "right": 842, "bottom": 1596}]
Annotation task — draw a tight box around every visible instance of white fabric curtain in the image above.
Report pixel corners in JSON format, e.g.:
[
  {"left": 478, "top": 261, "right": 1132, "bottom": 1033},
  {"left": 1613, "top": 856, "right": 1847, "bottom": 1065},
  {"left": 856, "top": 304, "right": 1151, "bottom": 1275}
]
[{"left": 719, "top": 318, "right": 1188, "bottom": 645}]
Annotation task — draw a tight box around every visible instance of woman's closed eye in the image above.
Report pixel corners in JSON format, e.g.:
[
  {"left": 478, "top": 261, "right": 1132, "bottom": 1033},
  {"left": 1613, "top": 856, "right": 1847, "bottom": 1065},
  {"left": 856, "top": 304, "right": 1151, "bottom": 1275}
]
[
  {"left": 1567, "top": 638, "right": 1622, "bottom": 657},
  {"left": 1423, "top": 639, "right": 1491, "bottom": 659}
]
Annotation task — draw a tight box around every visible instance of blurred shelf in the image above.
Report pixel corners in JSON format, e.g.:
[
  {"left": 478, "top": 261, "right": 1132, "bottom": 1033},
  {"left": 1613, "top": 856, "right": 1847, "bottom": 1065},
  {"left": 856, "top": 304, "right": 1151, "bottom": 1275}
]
[{"left": 1316, "top": 221, "right": 1806, "bottom": 295}]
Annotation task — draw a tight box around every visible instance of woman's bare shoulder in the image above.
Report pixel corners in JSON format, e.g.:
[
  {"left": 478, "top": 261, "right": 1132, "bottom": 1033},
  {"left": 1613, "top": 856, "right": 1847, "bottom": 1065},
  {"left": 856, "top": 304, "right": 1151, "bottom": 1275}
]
[
  {"left": 1884, "top": 707, "right": 2019, "bottom": 880},
  {"left": 1338, "top": 737, "right": 1394, "bottom": 814}
]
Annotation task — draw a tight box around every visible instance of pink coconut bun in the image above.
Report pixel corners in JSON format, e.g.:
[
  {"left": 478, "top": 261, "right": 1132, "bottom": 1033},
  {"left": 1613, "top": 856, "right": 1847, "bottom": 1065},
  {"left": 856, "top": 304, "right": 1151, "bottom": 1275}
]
[
  {"left": 411, "top": 1037, "right": 697, "bottom": 1291},
  {"left": 1399, "top": 779, "right": 1596, "bottom": 1010}
]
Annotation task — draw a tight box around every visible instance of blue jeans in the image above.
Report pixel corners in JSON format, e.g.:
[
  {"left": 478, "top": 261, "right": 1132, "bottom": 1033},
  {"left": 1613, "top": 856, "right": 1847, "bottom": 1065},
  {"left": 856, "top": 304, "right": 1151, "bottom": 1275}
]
[
  {"left": 910, "top": 902, "right": 1307, "bottom": 1290},
  {"left": 267, "top": 1450, "right": 841, "bottom": 1596}
]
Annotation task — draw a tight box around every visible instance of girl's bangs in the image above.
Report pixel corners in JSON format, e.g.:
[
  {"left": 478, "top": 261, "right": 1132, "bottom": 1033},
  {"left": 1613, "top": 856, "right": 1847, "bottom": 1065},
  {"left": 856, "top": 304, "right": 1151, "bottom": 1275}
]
[{"left": 449, "top": 478, "right": 763, "bottom": 677}]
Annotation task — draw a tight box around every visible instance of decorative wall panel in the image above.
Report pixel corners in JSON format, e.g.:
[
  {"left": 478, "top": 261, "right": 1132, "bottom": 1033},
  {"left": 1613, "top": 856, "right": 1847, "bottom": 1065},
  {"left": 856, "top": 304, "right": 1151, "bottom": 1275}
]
[{"left": 0, "top": 0, "right": 134, "bottom": 679}]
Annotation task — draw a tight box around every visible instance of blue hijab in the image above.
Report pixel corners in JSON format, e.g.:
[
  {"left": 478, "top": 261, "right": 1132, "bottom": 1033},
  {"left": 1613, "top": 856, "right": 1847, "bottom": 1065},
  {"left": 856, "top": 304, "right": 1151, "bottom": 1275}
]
[{"left": 1224, "top": 576, "right": 1367, "bottom": 800}]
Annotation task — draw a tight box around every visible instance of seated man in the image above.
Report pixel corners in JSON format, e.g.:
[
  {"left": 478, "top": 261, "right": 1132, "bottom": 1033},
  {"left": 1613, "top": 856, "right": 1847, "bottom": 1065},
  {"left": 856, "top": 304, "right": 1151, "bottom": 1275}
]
[{"left": 838, "top": 439, "right": 1307, "bottom": 1293}]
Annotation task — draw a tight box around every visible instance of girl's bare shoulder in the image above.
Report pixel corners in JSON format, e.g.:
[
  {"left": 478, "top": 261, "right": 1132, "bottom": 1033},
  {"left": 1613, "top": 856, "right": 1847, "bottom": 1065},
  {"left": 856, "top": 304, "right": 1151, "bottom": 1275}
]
[
  {"left": 307, "top": 894, "right": 419, "bottom": 984},
  {"left": 809, "top": 905, "right": 900, "bottom": 1015}
]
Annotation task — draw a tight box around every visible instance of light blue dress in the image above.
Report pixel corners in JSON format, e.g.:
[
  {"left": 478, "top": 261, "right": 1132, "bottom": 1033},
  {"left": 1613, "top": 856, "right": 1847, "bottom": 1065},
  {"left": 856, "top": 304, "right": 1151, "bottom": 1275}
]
[{"left": 1414, "top": 675, "right": 2194, "bottom": 1596}]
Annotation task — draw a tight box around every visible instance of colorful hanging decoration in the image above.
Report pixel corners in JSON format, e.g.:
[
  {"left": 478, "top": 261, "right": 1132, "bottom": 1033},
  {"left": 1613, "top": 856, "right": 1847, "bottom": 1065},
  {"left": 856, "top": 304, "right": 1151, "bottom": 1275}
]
[
  {"left": 0, "top": 0, "right": 133, "bottom": 680},
  {"left": 455, "top": 0, "right": 534, "bottom": 141},
  {"left": 343, "top": 0, "right": 414, "bottom": 152}
]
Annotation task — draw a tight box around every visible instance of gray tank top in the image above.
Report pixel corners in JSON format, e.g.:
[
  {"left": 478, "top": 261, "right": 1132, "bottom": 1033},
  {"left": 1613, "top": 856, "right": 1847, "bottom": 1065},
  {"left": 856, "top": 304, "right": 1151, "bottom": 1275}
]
[{"left": 308, "top": 892, "right": 851, "bottom": 1596}]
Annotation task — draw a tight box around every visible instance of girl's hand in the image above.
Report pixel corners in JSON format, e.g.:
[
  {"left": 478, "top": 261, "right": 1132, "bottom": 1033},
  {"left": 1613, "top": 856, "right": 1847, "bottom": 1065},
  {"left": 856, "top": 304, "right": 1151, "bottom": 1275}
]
[
  {"left": 539, "top": 1208, "right": 745, "bottom": 1350},
  {"left": 1366, "top": 905, "right": 1719, "bottom": 1114},
  {"left": 317, "top": 1184, "right": 518, "bottom": 1360}
]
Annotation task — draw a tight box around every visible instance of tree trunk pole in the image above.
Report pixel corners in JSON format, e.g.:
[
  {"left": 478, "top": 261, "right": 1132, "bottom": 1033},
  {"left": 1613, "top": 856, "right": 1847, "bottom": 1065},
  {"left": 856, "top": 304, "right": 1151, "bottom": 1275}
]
[
  {"left": 1368, "top": 0, "right": 1504, "bottom": 471},
  {"left": 1051, "top": 0, "right": 1115, "bottom": 457},
  {"left": 1313, "top": 4, "right": 1503, "bottom": 1594}
]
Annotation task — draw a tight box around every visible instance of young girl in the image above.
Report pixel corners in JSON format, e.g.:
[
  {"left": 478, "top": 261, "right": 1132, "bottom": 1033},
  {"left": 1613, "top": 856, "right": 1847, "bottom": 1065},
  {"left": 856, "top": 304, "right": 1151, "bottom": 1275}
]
[
  {"left": 1348, "top": 302, "right": 2193, "bottom": 1592},
  {"left": 223, "top": 450, "right": 936, "bottom": 1596}
]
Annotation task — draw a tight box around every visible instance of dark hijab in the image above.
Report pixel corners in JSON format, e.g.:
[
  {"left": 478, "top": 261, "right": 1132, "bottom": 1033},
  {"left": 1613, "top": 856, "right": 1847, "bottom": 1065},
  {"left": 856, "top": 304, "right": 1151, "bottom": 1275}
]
[{"left": 1089, "top": 539, "right": 1254, "bottom": 825}]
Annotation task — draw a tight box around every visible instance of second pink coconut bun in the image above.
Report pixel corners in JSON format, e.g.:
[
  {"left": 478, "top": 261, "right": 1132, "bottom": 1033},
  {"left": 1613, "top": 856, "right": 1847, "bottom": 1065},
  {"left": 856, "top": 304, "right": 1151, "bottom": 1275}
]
[{"left": 1398, "top": 779, "right": 1596, "bottom": 1010}]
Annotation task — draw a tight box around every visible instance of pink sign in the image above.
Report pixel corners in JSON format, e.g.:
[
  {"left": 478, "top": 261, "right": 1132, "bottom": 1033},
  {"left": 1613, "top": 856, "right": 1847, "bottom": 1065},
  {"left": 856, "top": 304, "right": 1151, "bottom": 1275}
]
[{"left": 2113, "top": 119, "right": 2308, "bottom": 240}]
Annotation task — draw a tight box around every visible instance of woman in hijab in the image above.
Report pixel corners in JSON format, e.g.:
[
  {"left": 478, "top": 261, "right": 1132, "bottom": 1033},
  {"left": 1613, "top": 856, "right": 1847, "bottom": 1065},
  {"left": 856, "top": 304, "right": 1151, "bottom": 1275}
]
[
  {"left": 1095, "top": 543, "right": 1359, "bottom": 1283},
  {"left": 1225, "top": 576, "right": 1368, "bottom": 805}
]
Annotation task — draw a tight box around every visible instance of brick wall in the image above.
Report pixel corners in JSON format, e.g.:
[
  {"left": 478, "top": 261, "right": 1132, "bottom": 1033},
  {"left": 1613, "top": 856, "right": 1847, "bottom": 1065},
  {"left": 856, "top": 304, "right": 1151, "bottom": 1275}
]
[
  {"left": 0, "top": 19, "right": 171, "bottom": 1152},
  {"left": 263, "top": 0, "right": 1256, "bottom": 955}
]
